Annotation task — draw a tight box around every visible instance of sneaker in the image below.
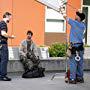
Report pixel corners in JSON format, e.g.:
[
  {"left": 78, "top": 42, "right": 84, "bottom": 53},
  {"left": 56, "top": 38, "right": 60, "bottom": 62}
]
[
  {"left": 76, "top": 78, "right": 84, "bottom": 83},
  {"left": 69, "top": 79, "right": 77, "bottom": 84},
  {"left": 0, "top": 76, "right": 11, "bottom": 81}
]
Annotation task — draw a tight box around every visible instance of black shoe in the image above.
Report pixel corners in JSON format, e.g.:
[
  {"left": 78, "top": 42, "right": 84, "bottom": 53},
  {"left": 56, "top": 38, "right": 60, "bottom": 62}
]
[
  {"left": 76, "top": 78, "right": 84, "bottom": 83},
  {"left": 0, "top": 76, "right": 11, "bottom": 81},
  {"left": 69, "top": 79, "right": 77, "bottom": 84}
]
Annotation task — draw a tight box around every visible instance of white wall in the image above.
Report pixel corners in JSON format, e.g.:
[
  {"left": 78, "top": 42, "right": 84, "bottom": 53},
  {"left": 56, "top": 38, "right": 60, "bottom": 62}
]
[{"left": 87, "top": 7, "right": 90, "bottom": 45}]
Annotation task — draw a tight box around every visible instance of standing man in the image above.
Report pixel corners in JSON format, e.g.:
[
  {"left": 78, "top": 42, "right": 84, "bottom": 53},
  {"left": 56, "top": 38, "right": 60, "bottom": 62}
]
[
  {"left": 0, "top": 12, "right": 15, "bottom": 81},
  {"left": 61, "top": 10, "right": 86, "bottom": 84}
]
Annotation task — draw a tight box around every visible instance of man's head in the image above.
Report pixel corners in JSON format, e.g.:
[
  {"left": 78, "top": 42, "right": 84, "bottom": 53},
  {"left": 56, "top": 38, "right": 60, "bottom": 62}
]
[
  {"left": 75, "top": 11, "right": 85, "bottom": 22},
  {"left": 27, "top": 30, "right": 33, "bottom": 40},
  {"left": 3, "top": 12, "right": 12, "bottom": 23}
]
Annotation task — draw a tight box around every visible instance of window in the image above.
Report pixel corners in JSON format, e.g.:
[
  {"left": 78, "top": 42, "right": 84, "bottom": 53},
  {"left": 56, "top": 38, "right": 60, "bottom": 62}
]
[
  {"left": 45, "top": 0, "right": 66, "bottom": 33},
  {"left": 83, "top": 0, "right": 90, "bottom": 5},
  {"left": 82, "top": 7, "right": 88, "bottom": 43},
  {"left": 46, "top": 19, "right": 65, "bottom": 33},
  {"left": 82, "top": 0, "right": 90, "bottom": 44}
]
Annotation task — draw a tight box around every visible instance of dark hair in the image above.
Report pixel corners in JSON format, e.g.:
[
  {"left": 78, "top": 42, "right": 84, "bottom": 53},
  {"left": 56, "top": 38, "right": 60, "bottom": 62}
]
[
  {"left": 76, "top": 11, "right": 85, "bottom": 21},
  {"left": 27, "top": 30, "right": 33, "bottom": 36},
  {"left": 3, "top": 12, "right": 12, "bottom": 18}
]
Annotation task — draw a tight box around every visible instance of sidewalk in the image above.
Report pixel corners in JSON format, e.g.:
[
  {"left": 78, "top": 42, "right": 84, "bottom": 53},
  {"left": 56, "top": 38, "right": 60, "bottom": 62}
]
[{"left": 0, "top": 72, "right": 90, "bottom": 90}]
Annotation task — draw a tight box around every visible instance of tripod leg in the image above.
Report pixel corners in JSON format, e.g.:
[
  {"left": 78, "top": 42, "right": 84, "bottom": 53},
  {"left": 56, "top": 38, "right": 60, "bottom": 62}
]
[{"left": 51, "top": 74, "right": 56, "bottom": 80}]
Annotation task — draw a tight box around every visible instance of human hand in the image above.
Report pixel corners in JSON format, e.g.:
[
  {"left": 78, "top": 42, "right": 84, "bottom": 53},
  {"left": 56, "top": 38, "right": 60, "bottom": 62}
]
[
  {"left": 76, "top": 9, "right": 82, "bottom": 13},
  {"left": 11, "top": 35, "right": 16, "bottom": 39}
]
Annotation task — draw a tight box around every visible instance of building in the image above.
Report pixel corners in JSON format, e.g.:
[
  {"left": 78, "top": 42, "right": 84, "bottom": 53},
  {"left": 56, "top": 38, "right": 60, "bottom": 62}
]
[{"left": 0, "top": 0, "right": 90, "bottom": 46}]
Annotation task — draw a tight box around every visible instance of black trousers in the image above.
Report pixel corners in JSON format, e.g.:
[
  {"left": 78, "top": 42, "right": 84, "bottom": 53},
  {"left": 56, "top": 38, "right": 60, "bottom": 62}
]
[{"left": 0, "top": 44, "right": 8, "bottom": 77}]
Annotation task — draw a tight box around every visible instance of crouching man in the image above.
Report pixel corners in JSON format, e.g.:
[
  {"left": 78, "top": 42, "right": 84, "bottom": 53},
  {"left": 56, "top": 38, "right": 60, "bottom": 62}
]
[{"left": 19, "top": 30, "right": 45, "bottom": 78}]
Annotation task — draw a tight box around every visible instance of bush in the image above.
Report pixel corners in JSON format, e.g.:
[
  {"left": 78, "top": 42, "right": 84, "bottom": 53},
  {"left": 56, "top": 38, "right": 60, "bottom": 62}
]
[
  {"left": 84, "top": 44, "right": 90, "bottom": 47},
  {"left": 49, "top": 43, "right": 66, "bottom": 57}
]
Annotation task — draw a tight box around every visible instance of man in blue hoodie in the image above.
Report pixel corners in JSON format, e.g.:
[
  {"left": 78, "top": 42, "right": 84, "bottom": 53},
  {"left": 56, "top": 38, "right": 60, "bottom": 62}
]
[{"left": 63, "top": 11, "right": 86, "bottom": 84}]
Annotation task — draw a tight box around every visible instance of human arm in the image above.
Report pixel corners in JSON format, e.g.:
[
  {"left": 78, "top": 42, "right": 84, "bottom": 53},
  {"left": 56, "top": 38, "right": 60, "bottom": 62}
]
[
  {"left": 1, "top": 30, "right": 15, "bottom": 39},
  {"left": 19, "top": 41, "right": 27, "bottom": 57},
  {"left": 59, "top": 7, "right": 75, "bottom": 26},
  {"left": 32, "top": 43, "right": 39, "bottom": 58}
]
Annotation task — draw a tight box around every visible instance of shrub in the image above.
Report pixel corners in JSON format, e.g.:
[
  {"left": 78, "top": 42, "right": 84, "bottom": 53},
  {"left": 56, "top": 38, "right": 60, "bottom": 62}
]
[
  {"left": 49, "top": 43, "right": 66, "bottom": 57},
  {"left": 84, "top": 44, "right": 90, "bottom": 47}
]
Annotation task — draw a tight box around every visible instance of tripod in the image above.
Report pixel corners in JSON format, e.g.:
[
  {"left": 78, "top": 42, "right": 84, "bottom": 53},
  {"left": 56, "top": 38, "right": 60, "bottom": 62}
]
[
  {"left": 50, "top": 41, "right": 69, "bottom": 80},
  {"left": 50, "top": 0, "right": 78, "bottom": 81}
]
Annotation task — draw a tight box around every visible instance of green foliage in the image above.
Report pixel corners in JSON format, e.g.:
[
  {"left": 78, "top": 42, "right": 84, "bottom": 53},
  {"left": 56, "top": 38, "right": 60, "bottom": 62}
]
[
  {"left": 84, "top": 44, "right": 90, "bottom": 47},
  {"left": 49, "top": 43, "right": 66, "bottom": 57}
]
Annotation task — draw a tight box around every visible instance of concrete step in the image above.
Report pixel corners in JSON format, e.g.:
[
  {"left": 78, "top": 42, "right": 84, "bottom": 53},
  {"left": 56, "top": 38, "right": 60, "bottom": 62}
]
[
  {"left": 7, "top": 47, "right": 90, "bottom": 73},
  {"left": 7, "top": 58, "right": 90, "bottom": 73}
]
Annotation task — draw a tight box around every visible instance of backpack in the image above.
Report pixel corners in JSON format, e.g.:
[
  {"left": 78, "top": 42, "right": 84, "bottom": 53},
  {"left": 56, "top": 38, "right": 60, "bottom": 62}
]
[{"left": 22, "top": 66, "right": 45, "bottom": 78}]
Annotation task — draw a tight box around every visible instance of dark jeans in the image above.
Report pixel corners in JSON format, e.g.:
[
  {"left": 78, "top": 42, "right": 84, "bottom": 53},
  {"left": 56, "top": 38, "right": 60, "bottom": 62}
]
[{"left": 0, "top": 44, "right": 8, "bottom": 77}]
